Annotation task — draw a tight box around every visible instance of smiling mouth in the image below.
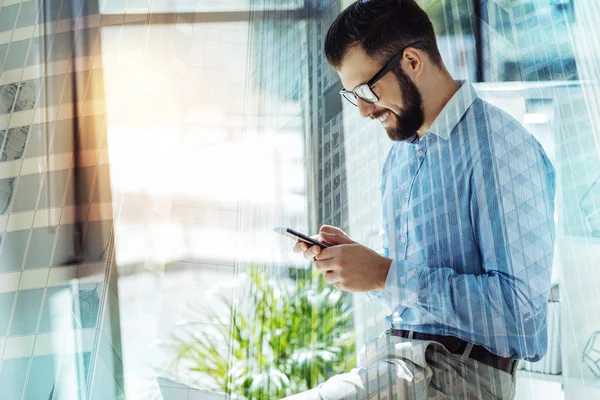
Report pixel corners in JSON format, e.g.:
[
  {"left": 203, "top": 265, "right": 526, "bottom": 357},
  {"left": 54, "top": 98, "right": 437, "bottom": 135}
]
[{"left": 377, "top": 111, "right": 391, "bottom": 123}]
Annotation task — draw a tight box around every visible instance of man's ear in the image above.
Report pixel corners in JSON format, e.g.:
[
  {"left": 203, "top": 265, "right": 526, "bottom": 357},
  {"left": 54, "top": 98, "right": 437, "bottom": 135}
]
[{"left": 402, "top": 47, "right": 424, "bottom": 78}]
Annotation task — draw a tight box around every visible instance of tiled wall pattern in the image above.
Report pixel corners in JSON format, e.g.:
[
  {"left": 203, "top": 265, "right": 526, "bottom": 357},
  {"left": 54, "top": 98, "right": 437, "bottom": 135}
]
[{"left": 0, "top": 0, "right": 122, "bottom": 399}]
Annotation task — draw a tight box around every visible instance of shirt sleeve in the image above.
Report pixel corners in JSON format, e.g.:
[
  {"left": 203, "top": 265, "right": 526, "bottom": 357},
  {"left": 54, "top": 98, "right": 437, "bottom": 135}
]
[
  {"left": 383, "top": 138, "right": 556, "bottom": 360},
  {"left": 361, "top": 234, "right": 391, "bottom": 304}
]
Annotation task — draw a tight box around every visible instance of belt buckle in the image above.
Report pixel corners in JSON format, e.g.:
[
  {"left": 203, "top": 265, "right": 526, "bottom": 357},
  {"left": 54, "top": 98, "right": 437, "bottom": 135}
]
[
  {"left": 381, "top": 328, "right": 406, "bottom": 338},
  {"left": 381, "top": 328, "right": 393, "bottom": 338},
  {"left": 446, "top": 336, "right": 465, "bottom": 354}
]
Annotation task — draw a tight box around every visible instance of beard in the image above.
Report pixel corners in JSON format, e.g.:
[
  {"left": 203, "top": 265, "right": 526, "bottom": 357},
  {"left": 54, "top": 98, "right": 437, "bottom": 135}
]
[{"left": 375, "top": 68, "right": 424, "bottom": 142}]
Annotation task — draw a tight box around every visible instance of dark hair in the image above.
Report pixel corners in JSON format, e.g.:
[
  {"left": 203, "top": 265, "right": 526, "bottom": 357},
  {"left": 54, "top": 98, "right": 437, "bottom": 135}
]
[{"left": 324, "top": 0, "right": 444, "bottom": 70}]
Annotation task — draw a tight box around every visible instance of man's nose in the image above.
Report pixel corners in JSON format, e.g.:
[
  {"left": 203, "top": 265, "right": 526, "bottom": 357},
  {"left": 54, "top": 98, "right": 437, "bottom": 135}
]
[{"left": 357, "top": 98, "right": 375, "bottom": 119}]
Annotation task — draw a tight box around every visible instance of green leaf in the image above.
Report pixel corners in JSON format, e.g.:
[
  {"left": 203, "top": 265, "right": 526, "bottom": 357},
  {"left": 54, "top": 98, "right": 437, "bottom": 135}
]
[{"left": 162, "top": 265, "right": 356, "bottom": 398}]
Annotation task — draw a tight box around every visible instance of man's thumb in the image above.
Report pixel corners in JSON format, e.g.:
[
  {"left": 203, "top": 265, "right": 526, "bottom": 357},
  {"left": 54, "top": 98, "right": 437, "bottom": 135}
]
[
  {"left": 320, "top": 231, "right": 354, "bottom": 245},
  {"left": 319, "top": 224, "right": 348, "bottom": 236}
]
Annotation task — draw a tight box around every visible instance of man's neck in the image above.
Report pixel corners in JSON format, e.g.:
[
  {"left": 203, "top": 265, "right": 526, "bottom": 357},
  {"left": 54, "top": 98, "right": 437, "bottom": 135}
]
[{"left": 416, "top": 75, "right": 460, "bottom": 138}]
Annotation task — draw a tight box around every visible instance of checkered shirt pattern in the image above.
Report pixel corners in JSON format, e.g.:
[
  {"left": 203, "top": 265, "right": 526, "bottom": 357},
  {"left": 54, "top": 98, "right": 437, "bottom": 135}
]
[{"left": 366, "top": 81, "right": 556, "bottom": 362}]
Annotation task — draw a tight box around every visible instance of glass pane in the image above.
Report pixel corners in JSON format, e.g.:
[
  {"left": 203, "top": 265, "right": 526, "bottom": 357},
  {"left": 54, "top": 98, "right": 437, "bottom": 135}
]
[
  {"left": 101, "top": 0, "right": 305, "bottom": 14},
  {"left": 9, "top": 289, "right": 44, "bottom": 335},
  {"left": 25, "top": 355, "right": 57, "bottom": 400},
  {"left": 0, "top": 358, "right": 29, "bottom": 399},
  {"left": 481, "top": 0, "right": 577, "bottom": 82},
  {"left": 425, "top": 0, "right": 476, "bottom": 82},
  {"left": 96, "top": 7, "right": 318, "bottom": 398},
  {"left": 0, "top": 230, "right": 29, "bottom": 272},
  {"left": 0, "top": 0, "right": 598, "bottom": 398},
  {"left": 0, "top": 292, "right": 16, "bottom": 336}
]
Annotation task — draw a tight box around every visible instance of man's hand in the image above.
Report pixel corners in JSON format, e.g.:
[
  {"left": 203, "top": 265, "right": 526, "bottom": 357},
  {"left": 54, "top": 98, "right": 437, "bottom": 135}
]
[{"left": 292, "top": 225, "right": 391, "bottom": 292}]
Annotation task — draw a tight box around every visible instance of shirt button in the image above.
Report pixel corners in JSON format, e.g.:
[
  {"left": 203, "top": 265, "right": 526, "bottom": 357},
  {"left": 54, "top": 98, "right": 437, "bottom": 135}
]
[
  {"left": 400, "top": 236, "right": 407, "bottom": 244},
  {"left": 404, "top": 191, "right": 410, "bottom": 200},
  {"left": 416, "top": 150, "right": 424, "bottom": 157}
]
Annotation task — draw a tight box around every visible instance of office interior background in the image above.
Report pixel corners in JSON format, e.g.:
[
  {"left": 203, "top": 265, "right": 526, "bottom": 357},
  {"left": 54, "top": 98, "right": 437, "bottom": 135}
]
[{"left": 0, "top": 0, "right": 599, "bottom": 398}]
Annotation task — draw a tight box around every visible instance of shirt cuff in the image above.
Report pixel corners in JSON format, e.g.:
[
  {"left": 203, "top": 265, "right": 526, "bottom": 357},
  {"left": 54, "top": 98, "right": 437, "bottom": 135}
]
[
  {"left": 362, "top": 289, "right": 388, "bottom": 304},
  {"left": 384, "top": 258, "right": 423, "bottom": 309}
]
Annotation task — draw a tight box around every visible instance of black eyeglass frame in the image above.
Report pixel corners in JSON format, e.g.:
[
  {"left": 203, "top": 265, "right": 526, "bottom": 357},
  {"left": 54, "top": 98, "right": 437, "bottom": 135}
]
[{"left": 339, "top": 40, "right": 425, "bottom": 107}]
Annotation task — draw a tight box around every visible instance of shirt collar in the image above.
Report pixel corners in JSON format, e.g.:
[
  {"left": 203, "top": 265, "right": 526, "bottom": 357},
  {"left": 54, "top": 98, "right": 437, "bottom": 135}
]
[{"left": 427, "top": 80, "right": 478, "bottom": 140}]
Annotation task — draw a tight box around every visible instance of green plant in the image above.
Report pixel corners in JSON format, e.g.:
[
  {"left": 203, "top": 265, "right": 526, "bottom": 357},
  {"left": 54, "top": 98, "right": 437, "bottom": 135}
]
[{"left": 167, "top": 266, "right": 355, "bottom": 399}]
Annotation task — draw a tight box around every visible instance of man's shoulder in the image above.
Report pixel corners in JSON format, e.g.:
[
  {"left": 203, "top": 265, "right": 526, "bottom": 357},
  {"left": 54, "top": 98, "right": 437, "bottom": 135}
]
[
  {"left": 467, "top": 98, "right": 530, "bottom": 137},
  {"left": 463, "top": 98, "right": 552, "bottom": 172},
  {"left": 464, "top": 98, "right": 544, "bottom": 150}
]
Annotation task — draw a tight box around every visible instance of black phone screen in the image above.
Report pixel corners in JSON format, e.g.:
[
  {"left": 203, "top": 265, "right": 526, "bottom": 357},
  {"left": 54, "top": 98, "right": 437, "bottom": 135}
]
[{"left": 274, "top": 227, "right": 329, "bottom": 249}]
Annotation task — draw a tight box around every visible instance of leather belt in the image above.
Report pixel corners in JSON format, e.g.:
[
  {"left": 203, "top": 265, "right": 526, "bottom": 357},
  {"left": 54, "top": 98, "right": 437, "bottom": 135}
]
[{"left": 387, "top": 329, "right": 518, "bottom": 374}]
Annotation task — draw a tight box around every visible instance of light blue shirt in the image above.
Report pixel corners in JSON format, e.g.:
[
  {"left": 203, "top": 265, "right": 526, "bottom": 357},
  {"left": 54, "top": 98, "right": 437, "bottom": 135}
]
[{"left": 368, "top": 81, "right": 556, "bottom": 361}]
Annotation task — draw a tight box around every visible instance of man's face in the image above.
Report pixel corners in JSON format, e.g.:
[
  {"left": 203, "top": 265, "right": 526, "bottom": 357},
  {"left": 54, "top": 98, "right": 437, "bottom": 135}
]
[{"left": 337, "top": 45, "right": 424, "bottom": 142}]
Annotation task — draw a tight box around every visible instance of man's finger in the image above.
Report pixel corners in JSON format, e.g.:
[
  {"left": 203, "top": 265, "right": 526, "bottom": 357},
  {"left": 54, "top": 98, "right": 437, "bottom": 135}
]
[
  {"left": 320, "top": 232, "right": 354, "bottom": 245},
  {"left": 319, "top": 225, "right": 348, "bottom": 237},
  {"left": 323, "top": 270, "right": 339, "bottom": 284},
  {"left": 303, "top": 245, "right": 321, "bottom": 261},
  {"left": 313, "top": 257, "right": 334, "bottom": 270},
  {"left": 319, "top": 225, "right": 352, "bottom": 242},
  {"left": 293, "top": 241, "right": 308, "bottom": 253}
]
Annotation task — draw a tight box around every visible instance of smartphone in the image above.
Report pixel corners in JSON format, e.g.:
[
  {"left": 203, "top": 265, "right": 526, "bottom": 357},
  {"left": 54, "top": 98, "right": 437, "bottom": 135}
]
[{"left": 274, "top": 227, "right": 329, "bottom": 249}]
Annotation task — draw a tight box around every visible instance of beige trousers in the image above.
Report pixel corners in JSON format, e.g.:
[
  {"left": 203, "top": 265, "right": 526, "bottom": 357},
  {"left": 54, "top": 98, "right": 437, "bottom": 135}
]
[{"left": 283, "top": 335, "right": 517, "bottom": 400}]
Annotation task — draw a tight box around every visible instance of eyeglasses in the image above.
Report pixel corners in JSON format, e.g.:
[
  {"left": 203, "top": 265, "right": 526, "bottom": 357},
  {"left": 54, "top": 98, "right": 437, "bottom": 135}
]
[{"left": 339, "top": 41, "right": 424, "bottom": 107}]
